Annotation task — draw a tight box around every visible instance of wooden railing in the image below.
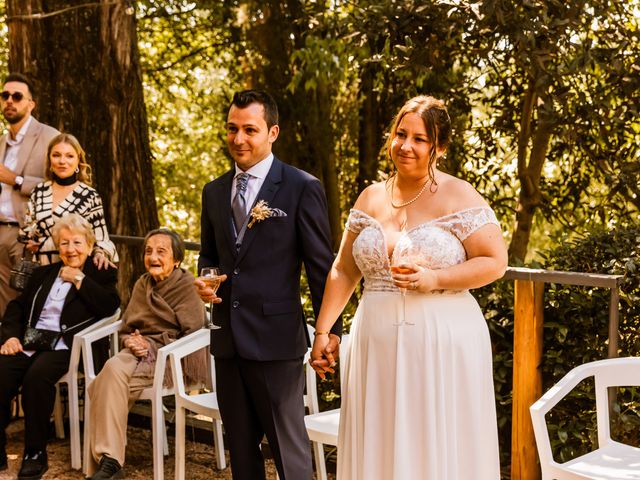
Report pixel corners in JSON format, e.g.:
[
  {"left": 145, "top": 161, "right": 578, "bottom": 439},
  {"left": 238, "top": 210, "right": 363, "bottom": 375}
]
[
  {"left": 113, "top": 235, "right": 624, "bottom": 479},
  {"left": 503, "top": 268, "right": 623, "bottom": 480}
]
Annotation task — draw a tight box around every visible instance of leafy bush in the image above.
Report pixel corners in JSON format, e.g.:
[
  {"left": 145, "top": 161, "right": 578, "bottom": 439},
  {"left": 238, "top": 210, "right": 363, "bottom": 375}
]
[{"left": 481, "top": 226, "right": 640, "bottom": 470}]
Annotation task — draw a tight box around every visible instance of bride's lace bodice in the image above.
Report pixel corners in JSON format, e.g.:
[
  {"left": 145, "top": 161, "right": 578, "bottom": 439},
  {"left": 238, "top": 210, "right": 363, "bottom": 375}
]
[{"left": 346, "top": 207, "right": 499, "bottom": 292}]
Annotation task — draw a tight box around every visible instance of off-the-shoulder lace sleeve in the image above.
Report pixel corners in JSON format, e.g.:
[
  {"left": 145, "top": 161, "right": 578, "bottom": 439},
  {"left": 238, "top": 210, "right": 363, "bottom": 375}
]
[
  {"left": 442, "top": 207, "right": 500, "bottom": 242},
  {"left": 345, "top": 209, "right": 373, "bottom": 234}
]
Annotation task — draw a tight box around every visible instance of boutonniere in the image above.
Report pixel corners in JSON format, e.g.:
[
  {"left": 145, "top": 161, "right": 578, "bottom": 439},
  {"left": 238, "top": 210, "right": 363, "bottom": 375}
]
[{"left": 248, "top": 200, "right": 287, "bottom": 228}]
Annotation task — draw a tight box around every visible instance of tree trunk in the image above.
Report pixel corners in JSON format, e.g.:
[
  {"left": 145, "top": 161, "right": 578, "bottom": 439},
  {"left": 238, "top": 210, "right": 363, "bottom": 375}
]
[
  {"left": 357, "top": 65, "right": 381, "bottom": 193},
  {"left": 6, "top": 0, "right": 159, "bottom": 304},
  {"left": 509, "top": 80, "right": 553, "bottom": 263}
]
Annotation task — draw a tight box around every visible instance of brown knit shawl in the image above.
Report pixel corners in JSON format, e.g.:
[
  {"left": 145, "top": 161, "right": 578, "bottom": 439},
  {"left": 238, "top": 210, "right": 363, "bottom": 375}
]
[{"left": 119, "top": 268, "right": 208, "bottom": 387}]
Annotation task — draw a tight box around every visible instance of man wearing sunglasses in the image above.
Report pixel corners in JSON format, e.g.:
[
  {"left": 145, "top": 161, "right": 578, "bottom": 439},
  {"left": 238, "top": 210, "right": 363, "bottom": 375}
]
[{"left": 0, "top": 72, "right": 59, "bottom": 319}]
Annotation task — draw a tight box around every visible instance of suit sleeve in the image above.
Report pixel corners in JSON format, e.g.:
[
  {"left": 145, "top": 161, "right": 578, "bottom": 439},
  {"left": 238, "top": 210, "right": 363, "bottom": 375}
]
[
  {"left": 0, "top": 265, "right": 50, "bottom": 343},
  {"left": 198, "top": 186, "right": 219, "bottom": 271},
  {"left": 297, "top": 178, "right": 342, "bottom": 337},
  {"left": 76, "top": 262, "right": 120, "bottom": 318}
]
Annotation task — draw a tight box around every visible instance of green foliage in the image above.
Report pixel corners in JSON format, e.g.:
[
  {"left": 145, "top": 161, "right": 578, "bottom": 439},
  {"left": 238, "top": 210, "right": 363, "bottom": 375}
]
[{"left": 479, "top": 225, "right": 640, "bottom": 467}]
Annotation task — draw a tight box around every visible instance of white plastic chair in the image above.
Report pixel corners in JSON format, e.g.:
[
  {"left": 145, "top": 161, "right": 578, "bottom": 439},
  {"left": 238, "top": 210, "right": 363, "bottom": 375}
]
[
  {"left": 52, "top": 308, "right": 121, "bottom": 470},
  {"left": 169, "top": 328, "right": 226, "bottom": 480},
  {"left": 81, "top": 322, "right": 208, "bottom": 480},
  {"left": 304, "top": 330, "right": 350, "bottom": 480},
  {"left": 530, "top": 357, "right": 640, "bottom": 480}
]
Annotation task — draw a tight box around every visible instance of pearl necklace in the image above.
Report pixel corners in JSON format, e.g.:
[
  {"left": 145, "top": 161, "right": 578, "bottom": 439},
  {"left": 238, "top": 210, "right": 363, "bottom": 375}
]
[{"left": 390, "top": 176, "right": 430, "bottom": 208}]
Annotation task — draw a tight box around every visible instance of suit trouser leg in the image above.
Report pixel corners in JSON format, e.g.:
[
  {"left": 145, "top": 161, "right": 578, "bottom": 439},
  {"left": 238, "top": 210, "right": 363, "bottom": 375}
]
[
  {"left": 88, "top": 350, "right": 150, "bottom": 474},
  {"left": 216, "top": 357, "right": 266, "bottom": 480},
  {"left": 0, "top": 225, "right": 22, "bottom": 317},
  {"left": 21, "top": 351, "right": 72, "bottom": 452},
  {"left": 0, "top": 353, "right": 32, "bottom": 451},
  {"left": 216, "top": 357, "right": 312, "bottom": 480}
]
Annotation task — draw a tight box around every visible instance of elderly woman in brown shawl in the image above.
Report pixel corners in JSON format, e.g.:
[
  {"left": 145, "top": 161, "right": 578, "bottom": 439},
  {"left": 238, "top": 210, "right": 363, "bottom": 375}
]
[{"left": 86, "top": 228, "right": 205, "bottom": 480}]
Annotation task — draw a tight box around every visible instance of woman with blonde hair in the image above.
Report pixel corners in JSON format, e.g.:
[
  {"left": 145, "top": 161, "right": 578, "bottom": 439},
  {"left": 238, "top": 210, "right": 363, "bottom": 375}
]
[{"left": 22, "top": 133, "right": 117, "bottom": 268}]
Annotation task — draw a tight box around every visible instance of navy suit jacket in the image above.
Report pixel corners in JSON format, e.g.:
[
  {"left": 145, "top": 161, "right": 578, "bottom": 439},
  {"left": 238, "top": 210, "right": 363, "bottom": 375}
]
[{"left": 199, "top": 157, "right": 341, "bottom": 361}]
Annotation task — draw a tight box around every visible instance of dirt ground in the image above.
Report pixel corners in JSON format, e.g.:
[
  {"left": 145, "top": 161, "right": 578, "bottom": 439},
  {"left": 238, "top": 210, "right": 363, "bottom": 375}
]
[{"left": 0, "top": 418, "right": 297, "bottom": 480}]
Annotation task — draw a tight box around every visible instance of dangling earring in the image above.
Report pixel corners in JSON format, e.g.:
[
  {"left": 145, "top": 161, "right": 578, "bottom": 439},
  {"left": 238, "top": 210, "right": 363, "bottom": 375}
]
[{"left": 75, "top": 167, "right": 80, "bottom": 174}]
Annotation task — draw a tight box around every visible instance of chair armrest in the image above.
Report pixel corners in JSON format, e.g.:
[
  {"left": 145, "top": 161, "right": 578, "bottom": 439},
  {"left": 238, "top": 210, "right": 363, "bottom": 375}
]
[
  {"left": 67, "top": 309, "right": 122, "bottom": 381},
  {"left": 168, "top": 329, "right": 211, "bottom": 396},
  {"left": 153, "top": 329, "right": 211, "bottom": 392},
  {"left": 80, "top": 319, "right": 123, "bottom": 381}
]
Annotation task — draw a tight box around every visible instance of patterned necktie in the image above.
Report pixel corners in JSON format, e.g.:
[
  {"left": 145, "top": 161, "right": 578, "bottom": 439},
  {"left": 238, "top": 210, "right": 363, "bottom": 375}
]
[{"left": 232, "top": 173, "right": 249, "bottom": 233}]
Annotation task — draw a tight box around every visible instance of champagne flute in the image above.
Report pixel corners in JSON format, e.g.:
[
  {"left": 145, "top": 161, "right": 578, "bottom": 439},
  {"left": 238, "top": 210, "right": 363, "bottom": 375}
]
[
  {"left": 390, "top": 257, "right": 416, "bottom": 326},
  {"left": 200, "top": 267, "right": 223, "bottom": 330}
]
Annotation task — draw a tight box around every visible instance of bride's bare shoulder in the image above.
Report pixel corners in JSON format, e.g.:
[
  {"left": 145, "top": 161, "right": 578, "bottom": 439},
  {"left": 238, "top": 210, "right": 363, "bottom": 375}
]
[{"left": 436, "top": 173, "right": 489, "bottom": 210}]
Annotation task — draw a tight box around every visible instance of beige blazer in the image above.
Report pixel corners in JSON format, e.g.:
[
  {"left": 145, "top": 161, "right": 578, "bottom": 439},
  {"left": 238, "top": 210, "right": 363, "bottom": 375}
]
[{"left": 0, "top": 117, "right": 60, "bottom": 226}]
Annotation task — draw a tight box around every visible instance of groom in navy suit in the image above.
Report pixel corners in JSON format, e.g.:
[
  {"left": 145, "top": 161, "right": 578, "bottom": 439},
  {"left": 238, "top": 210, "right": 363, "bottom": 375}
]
[{"left": 196, "top": 90, "right": 341, "bottom": 479}]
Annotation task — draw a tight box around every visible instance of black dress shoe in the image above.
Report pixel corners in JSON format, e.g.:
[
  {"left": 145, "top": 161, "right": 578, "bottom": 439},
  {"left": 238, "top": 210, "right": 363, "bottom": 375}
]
[
  {"left": 18, "top": 450, "right": 48, "bottom": 480},
  {"left": 90, "top": 455, "right": 124, "bottom": 480}
]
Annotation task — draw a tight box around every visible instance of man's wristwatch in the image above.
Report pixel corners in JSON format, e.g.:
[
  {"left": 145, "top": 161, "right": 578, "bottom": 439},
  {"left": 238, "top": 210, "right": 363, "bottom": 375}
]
[{"left": 13, "top": 175, "right": 23, "bottom": 190}]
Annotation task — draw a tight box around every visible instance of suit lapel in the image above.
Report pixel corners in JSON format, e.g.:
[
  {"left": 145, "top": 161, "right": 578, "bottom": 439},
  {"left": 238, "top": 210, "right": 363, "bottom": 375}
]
[
  {"left": 0, "top": 133, "right": 7, "bottom": 164},
  {"left": 235, "top": 158, "right": 283, "bottom": 265},
  {"left": 15, "top": 118, "right": 40, "bottom": 175}
]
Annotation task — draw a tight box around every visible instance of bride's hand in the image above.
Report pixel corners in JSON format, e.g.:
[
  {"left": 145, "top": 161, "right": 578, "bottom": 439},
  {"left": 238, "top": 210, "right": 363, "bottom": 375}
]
[
  {"left": 392, "top": 263, "right": 438, "bottom": 293},
  {"left": 310, "top": 334, "right": 338, "bottom": 379}
]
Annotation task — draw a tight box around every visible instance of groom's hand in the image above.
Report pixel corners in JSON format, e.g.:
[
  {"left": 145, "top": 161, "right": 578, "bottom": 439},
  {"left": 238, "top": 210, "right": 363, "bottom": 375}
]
[{"left": 194, "top": 275, "right": 227, "bottom": 304}]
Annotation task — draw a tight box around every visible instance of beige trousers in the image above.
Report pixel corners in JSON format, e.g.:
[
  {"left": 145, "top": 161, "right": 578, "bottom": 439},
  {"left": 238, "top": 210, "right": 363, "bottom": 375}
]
[
  {"left": 0, "top": 224, "right": 22, "bottom": 317},
  {"left": 87, "top": 349, "right": 154, "bottom": 474}
]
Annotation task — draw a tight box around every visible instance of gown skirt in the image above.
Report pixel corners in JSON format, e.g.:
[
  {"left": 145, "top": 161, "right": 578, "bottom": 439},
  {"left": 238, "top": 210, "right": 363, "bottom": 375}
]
[{"left": 337, "top": 289, "right": 501, "bottom": 480}]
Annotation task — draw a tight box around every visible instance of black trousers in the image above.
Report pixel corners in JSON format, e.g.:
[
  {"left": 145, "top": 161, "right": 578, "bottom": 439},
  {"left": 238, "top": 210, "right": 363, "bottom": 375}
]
[
  {"left": 0, "top": 350, "right": 71, "bottom": 452},
  {"left": 215, "top": 356, "right": 312, "bottom": 480}
]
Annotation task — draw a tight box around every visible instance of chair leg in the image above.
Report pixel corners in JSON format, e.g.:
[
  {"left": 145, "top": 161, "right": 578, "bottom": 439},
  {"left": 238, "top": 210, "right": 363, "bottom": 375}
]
[
  {"left": 53, "top": 383, "right": 65, "bottom": 439},
  {"left": 151, "top": 397, "right": 165, "bottom": 480},
  {"left": 82, "top": 394, "right": 92, "bottom": 475},
  {"left": 68, "top": 379, "right": 81, "bottom": 469},
  {"left": 213, "top": 419, "right": 226, "bottom": 470},
  {"left": 312, "top": 441, "right": 328, "bottom": 480},
  {"left": 174, "top": 406, "right": 186, "bottom": 480}
]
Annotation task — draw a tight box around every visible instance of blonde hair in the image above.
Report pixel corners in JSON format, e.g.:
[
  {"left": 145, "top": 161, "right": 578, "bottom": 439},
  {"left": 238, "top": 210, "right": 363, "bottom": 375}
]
[
  {"left": 383, "top": 95, "right": 451, "bottom": 184},
  {"left": 45, "top": 133, "right": 93, "bottom": 185},
  {"left": 51, "top": 213, "right": 96, "bottom": 250}
]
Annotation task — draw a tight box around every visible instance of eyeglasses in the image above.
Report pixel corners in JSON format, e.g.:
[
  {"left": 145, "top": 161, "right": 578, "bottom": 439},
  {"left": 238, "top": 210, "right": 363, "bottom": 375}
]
[{"left": 0, "top": 91, "right": 28, "bottom": 102}]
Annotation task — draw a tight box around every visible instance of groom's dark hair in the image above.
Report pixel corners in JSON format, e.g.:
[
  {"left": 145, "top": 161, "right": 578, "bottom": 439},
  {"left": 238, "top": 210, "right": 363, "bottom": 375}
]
[{"left": 230, "top": 90, "right": 279, "bottom": 129}]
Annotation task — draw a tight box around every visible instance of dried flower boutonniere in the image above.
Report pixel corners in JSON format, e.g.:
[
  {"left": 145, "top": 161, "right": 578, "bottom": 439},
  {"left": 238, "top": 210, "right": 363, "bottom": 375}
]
[{"left": 247, "top": 200, "right": 287, "bottom": 228}]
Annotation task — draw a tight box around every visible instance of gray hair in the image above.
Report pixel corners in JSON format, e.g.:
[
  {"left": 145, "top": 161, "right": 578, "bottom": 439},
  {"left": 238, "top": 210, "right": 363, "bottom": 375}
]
[
  {"left": 51, "top": 213, "right": 96, "bottom": 249},
  {"left": 143, "top": 228, "right": 185, "bottom": 263}
]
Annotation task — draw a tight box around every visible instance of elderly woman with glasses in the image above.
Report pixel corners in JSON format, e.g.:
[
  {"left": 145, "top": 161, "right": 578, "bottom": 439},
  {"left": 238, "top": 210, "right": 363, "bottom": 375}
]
[
  {"left": 87, "top": 228, "right": 206, "bottom": 480},
  {"left": 0, "top": 213, "right": 120, "bottom": 480}
]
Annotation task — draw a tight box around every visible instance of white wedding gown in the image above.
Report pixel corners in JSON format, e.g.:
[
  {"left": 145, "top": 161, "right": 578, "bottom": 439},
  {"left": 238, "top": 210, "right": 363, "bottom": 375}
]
[{"left": 337, "top": 207, "right": 501, "bottom": 480}]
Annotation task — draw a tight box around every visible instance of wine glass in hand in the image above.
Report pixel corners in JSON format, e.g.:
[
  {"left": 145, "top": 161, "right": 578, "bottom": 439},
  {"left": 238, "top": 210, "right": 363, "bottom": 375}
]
[
  {"left": 390, "top": 256, "right": 416, "bottom": 326},
  {"left": 200, "top": 267, "right": 223, "bottom": 330}
]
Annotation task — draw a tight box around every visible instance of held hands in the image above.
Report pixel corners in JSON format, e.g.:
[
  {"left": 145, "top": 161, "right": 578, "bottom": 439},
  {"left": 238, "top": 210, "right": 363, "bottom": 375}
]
[
  {"left": 310, "top": 333, "right": 341, "bottom": 380},
  {"left": 124, "top": 329, "right": 150, "bottom": 358},
  {"left": 194, "top": 275, "right": 228, "bottom": 304},
  {"left": 390, "top": 263, "right": 438, "bottom": 293},
  {"left": 0, "top": 337, "right": 23, "bottom": 355}
]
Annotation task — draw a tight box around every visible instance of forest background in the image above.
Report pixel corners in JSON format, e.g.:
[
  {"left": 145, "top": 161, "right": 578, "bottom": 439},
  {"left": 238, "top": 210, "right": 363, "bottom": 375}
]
[{"left": 1, "top": 0, "right": 639, "bottom": 475}]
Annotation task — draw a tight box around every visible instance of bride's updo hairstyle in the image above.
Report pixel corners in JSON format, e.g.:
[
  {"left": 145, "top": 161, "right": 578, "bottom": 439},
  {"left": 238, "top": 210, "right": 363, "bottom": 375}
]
[{"left": 384, "top": 95, "right": 451, "bottom": 185}]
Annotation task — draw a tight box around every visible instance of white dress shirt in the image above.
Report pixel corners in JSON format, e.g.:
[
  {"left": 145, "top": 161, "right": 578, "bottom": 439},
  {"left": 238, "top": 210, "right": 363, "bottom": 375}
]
[
  {"left": 0, "top": 116, "right": 33, "bottom": 221},
  {"left": 231, "top": 153, "right": 274, "bottom": 215}
]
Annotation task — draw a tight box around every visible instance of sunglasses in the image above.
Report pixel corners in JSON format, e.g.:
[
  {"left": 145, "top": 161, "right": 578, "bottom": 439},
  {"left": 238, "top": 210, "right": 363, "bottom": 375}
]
[{"left": 1, "top": 91, "right": 28, "bottom": 102}]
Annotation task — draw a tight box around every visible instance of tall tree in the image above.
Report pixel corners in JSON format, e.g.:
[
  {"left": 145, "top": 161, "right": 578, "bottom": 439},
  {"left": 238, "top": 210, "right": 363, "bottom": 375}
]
[{"left": 6, "top": 0, "right": 159, "bottom": 301}]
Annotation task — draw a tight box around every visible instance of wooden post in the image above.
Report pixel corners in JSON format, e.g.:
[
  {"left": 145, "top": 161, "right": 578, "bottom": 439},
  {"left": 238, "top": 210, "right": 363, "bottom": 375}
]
[{"left": 511, "top": 280, "right": 544, "bottom": 480}]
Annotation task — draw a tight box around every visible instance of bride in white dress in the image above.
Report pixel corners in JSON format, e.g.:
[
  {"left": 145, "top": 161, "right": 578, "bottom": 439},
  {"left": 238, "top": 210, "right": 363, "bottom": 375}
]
[{"left": 310, "top": 95, "right": 507, "bottom": 480}]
